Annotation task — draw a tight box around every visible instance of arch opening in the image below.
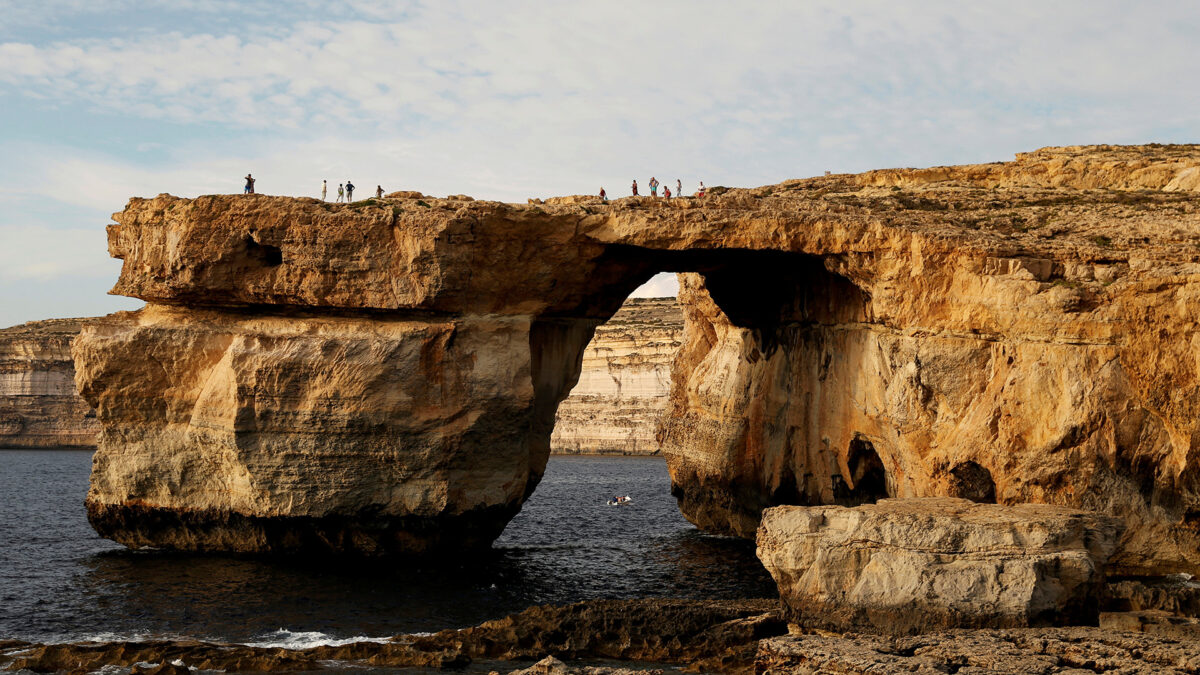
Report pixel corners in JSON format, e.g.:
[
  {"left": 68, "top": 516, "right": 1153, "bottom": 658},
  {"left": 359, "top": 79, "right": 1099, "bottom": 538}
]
[{"left": 528, "top": 245, "right": 873, "bottom": 538}]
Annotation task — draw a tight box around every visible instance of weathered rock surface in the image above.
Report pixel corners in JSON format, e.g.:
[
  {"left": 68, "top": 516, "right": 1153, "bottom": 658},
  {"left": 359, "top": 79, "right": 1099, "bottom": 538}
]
[
  {"left": 76, "top": 144, "right": 1200, "bottom": 568},
  {"left": 1104, "top": 575, "right": 1200, "bottom": 617},
  {"left": 1100, "top": 610, "right": 1200, "bottom": 640},
  {"left": 551, "top": 297, "right": 682, "bottom": 455},
  {"left": 0, "top": 598, "right": 784, "bottom": 675},
  {"left": 756, "top": 498, "right": 1122, "bottom": 634},
  {"left": 506, "top": 655, "right": 664, "bottom": 675},
  {"left": 755, "top": 628, "right": 1200, "bottom": 674},
  {"left": 7, "top": 598, "right": 1200, "bottom": 674},
  {"left": 0, "top": 297, "right": 680, "bottom": 456},
  {"left": 0, "top": 318, "right": 98, "bottom": 448}
]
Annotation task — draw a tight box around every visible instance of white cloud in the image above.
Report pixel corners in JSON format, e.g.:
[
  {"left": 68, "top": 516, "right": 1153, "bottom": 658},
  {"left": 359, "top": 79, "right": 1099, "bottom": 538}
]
[
  {"left": 4, "top": 2, "right": 1195, "bottom": 140},
  {"left": 1, "top": 1, "right": 1199, "bottom": 325}
]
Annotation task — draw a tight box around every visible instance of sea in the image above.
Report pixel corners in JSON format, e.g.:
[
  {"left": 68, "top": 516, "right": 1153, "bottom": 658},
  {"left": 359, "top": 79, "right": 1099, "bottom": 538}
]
[{"left": 0, "top": 450, "right": 776, "bottom": 648}]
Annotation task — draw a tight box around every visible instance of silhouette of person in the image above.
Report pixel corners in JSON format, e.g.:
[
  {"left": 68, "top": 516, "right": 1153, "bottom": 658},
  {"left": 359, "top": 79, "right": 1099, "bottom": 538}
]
[
  {"left": 346, "top": 181, "right": 355, "bottom": 201},
  {"left": 244, "top": 174, "right": 255, "bottom": 194},
  {"left": 337, "top": 184, "right": 345, "bottom": 203},
  {"left": 321, "top": 180, "right": 327, "bottom": 201},
  {"left": 376, "top": 185, "right": 383, "bottom": 198},
  {"left": 631, "top": 179, "right": 638, "bottom": 196}
]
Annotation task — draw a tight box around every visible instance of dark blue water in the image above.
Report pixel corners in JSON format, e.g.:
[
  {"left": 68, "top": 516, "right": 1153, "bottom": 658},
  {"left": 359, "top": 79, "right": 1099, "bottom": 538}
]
[{"left": 0, "top": 451, "right": 775, "bottom": 646}]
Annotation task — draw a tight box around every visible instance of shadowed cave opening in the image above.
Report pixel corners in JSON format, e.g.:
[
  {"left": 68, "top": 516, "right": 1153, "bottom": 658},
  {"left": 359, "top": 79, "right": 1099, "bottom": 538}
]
[
  {"left": 948, "top": 461, "right": 997, "bottom": 504},
  {"left": 244, "top": 234, "right": 283, "bottom": 267},
  {"left": 530, "top": 246, "right": 888, "bottom": 540},
  {"left": 833, "top": 437, "right": 891, "bottom": 506}
]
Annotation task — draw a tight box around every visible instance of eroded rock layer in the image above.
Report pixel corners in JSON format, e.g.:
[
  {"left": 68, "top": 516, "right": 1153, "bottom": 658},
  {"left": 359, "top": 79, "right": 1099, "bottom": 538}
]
[
  {"left": 756, "top": 498, "right": 1122, "bottom": 634},
  {"left": 77, "top": 144, "right": 1200, "bottom": 568},
  {"left": 0, "top": 319, "right": 98, "bottom": 448},
  {"left": 550, "top": 297, "right": 681, "bottom": 455}
]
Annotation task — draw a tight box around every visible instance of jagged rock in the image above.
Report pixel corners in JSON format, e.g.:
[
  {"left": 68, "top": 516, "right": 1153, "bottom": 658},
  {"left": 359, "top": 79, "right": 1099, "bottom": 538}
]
[
  {"left": 551, "top": 297, "right": 682, "bottom": 455},
  {"left": 76, "top": 145, "right": 1200, "bottom": 568},
  {"left": 430, "top": 598, "right": 784, "bottom": 670},
  {"left": 0, "top": 318, "right": 98, "bottom": 448},
  {"left": 503, "top": 656, "right": 664, "bottom": 675},
  {"left": 1101, "top": 610, "right": 1200, "bottom": 640},
  {"left": 0, "top": 598, "right": 782, "bottom": 675},
  {"left": 756, "top": 498, "right": 1122, "bottom": 634},
  {"left": 755, "top": 628, "right": 1200, "bottom": 674},
  {"left": 1104, "top": 576, "right": 1200, "bottom": 617},
  {"left": 8, "top": 596, "right": 1200, "bottom": 674}
]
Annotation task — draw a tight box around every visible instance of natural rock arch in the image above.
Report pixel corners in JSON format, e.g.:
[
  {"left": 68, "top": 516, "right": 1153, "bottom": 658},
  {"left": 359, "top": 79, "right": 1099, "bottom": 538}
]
[{"left": 75, "top": 145, "right": 1200, "bottom": 576}]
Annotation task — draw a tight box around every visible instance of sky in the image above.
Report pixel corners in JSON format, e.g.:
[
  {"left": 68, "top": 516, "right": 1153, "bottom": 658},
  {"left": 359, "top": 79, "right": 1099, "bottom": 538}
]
[{"left": 1, "top": 1, "right": 1198, "bottom": 327}]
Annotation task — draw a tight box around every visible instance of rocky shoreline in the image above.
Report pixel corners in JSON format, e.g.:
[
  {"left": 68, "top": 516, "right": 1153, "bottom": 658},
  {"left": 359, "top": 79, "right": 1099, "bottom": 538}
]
[{"left": 5, "top": 594, "right": 1200, "bottom": 674}]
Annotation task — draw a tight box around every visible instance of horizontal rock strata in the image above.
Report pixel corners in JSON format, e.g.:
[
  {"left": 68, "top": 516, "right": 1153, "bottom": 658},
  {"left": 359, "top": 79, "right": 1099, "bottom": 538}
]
[
  {"left": 756, "top": 498, "right": 1123, "bottom": 634},
  {"left": 0, "top": 319, "right": 98, "bottom": 448},
  {"left": 550, "top": 297, "right": 682, "bottom": 455},
  {"left": 76, "top": 144, "right": 1200, "bottom": 566}
]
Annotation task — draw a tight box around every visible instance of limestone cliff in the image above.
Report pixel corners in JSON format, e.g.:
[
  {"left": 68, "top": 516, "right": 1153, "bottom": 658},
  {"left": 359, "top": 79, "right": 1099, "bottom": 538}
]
[
  {"left": 75, "top": 144, "right": 1200, "bottom": 572},
  {"left": 0, "top": 319, "right": 98, "bottom": 448},
  {"left": 550, "top": 297, "right": 681, "bottom": 455}
]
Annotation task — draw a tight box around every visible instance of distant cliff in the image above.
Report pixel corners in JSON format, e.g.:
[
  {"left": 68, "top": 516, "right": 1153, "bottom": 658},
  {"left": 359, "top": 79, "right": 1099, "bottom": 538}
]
[
  {"left": 0, "top": 300, "right": 682, "bottom": 454},
  {"left": 0, "top": 319, "right": 98, "bottom": 448},
  {"left": 550, "top": 297, "right": 682, "bottom": 455}
]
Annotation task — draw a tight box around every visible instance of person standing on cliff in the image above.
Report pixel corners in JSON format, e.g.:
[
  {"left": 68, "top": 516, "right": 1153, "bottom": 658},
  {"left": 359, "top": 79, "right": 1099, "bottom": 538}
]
[
  {"left": 649, "top": 176, "right": 659, "bottom": 197},
  {"left": 600, "top": 187, "right": 607, "bottom": 201},
  {"left": 244, "top": 174, "right": 255, "bottom": 194},
  {"left": 375, "top": 185, "right": 384, "bottom": 199},
  {"left": 321, "top": 180, "right": 327, "bottom": 201},
  {"left": 337, "top": 183, "right": 345, "bottom": 203},
  {"left": 676, "top": 179, "right": 682, "bottom": 198},
  {"left": 697, "top": 181, "right": 705, "bottom": 198},
  {"left": 346, "top": 180, "right": 355, "bottom": 202},
  {"left": 631, "top": 179, "right": 638, "bottom": 196}
]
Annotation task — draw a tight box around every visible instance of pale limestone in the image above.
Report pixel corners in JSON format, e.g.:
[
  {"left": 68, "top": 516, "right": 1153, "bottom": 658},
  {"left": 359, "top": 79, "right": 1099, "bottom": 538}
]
[
  {"left": 756, "top": 498, "right": 1122, "bottom": 634},
  {"left": 550, "top": 297, "right": 681, "bottom": 455},
  {"left": 75, "top": 145, "right": 1200, "bottom": 566},
  {"left": 0, "top": 318, "right": 98, "bottom": 448}
]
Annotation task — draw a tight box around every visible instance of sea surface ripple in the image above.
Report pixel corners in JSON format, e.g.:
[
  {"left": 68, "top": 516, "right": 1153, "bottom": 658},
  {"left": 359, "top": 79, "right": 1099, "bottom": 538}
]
[{"left": 0, "top": 451, "right": 775, "bottom": 645}]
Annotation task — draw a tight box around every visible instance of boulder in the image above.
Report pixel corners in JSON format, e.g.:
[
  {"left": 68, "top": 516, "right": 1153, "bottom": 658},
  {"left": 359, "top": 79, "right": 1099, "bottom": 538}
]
[{"left": 756, "top": 498, "right": 1122, "bottom": 634}]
